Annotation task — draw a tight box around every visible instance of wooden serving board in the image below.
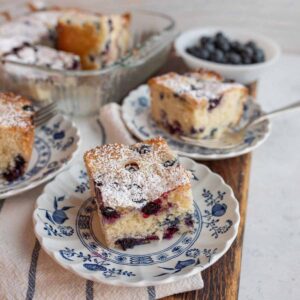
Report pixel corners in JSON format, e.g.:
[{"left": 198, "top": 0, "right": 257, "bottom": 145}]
[{"left": 158, "top": 54, "right": 255, "bottom": 300}]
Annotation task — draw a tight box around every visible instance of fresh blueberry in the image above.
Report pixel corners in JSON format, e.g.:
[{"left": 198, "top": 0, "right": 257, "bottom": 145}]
[
  {"left": 227, "top": 52, "right": 242, "bottom": 64},
  {"left": 215, "top": 31, "right": 225, "bottom": 41},
  {"left": 210, "top": 49, "right": 224, "bottom": 63},
  {"left": 215, "top": 39, "right": 230, "bottom": 52},
  {"left": 252, "top": 48, "right": 265, "bottom": 63},
  {"left": 230, "top": 41, "right": 243, "bottom": 52},
  {"left": 200, "top": 36, "right": 213, "bottom": 46},
  {"left": 204, "top": 42, "right": 215, "bottom": 53},
  {"left": 197, "top": 48, "right": 210, "bottom": 60},
  {"left": 245, "top": 40, "right": 257, "bottom": 50},
  {"left": 242, "top": 54, "right": 252, "bottom": 64},
  {"left": 242, "top": 46, "right": 254, "bottom": 58}
]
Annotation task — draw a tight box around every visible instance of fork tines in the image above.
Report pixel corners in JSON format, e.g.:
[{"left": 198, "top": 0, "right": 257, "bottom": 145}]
[{"left": 34, "top": 102, "right": 58, "bottom": 127}]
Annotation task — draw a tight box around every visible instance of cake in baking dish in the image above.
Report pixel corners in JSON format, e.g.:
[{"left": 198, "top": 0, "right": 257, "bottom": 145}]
[
  {"left": 57, "top": 11, "right": 131, "bottom": 70},
  {"left": 84, "top": 137, "right": 195, "bottom": 250},
  {"left": 0, "top": 92, "right": 35, "bottom": 181},
  {"left": 149, "top": 70, "right": 248, "bottom": 139},
  {"left": 3, "top": 45, "right": 81, "bottom": 70}
]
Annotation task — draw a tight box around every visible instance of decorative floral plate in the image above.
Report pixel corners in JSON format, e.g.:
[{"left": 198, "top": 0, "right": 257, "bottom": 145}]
[
  {"left": 121, "top": 85, "right": 271, "bottom": 160},
  {"left": 33, "top": 157, "right": 240, "bottom": 286},
  {"left": 0, "top": 115, "right": 80, "bottom": 199}
]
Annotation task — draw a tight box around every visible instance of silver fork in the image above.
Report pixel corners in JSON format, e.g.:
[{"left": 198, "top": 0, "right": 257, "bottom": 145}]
[
  {"left": 179, "top": 100, "right": 300, "bottom": 149},
  {"left": 34, "top": 102, "right": 58, "bottom": 127}
]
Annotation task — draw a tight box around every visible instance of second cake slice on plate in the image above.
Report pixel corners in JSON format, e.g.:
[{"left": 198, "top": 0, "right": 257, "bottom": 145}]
[
  {"left": 149, "top": 70, "right": 248, "bottom": 139},
  {"left": 84, "top": 137, "right": 195, "bottom": 250}
]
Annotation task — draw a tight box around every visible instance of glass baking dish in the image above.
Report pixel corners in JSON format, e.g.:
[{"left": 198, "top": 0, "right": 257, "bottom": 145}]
[{"left": 0, "top": 3, "right": 176, "bottom": 116}]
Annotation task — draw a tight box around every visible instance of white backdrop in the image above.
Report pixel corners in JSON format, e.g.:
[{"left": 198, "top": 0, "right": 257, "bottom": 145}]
[{"left": 2, "top": 0, "right": 299, "bottom": 53}]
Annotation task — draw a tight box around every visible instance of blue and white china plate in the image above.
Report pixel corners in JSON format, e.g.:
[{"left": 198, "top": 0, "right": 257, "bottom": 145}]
[
  {"left": 33, "top": 157, "right": 240, "bottom": 286},
  {"left": 122, "top": 85, "right": 271, "bottom": 160},
  {"left": 0, "top": 115, "right": 80, "bottom": 199}
]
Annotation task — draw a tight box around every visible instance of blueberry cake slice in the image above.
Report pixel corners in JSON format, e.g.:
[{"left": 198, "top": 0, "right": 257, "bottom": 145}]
[
  {"left": 149, "top": 70, "right": 248, "bottom": 139},
  {"left": 57, "top": 11, "right": 131, "bottom": 70},
  {"left": 0, "top": 92, "right": 34, "bottom": 181},
  {"left": 3, "top": 45, "right": 81, "bottom": 70},
  {"left": 84, "top": 137, "right": 195, "bottom": 250}
]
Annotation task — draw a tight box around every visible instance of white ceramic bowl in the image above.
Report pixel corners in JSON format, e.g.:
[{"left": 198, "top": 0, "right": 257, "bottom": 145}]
[{"left": 174, "top": 27, "right": 281, "bottom": 83}]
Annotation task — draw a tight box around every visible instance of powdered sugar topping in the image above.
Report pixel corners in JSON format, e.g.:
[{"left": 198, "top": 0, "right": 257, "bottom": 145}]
[
  {"left": 155, "top": 72, "right": 244, "bottom": 104},
  {"left": 0, "top": 93, "right": 34, "bottom": 128},
  {"left": 85, "top": 140, "right": 191, "bottom": 209}
]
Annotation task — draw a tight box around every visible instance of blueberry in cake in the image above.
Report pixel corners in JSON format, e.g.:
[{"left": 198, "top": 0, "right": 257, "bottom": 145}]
[
  {"left": 56, "top": 11, "right": 131, "bottom": 70},
  {"left": 149, "top": 69, "right": 248, "bottom": 139},
  {"left": 84, "top": 137, "right": 195, "bottom": 250},
  {"left": 0, "top": 92, "right": 35, "bottom": 181},
  {"left": 3, "top": 45, "right": 81, "bottom": 71}
]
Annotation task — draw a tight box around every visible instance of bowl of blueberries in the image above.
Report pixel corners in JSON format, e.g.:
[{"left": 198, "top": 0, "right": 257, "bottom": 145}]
[{"left": 175, "top": 27, "right": 281, "bottom": 83}]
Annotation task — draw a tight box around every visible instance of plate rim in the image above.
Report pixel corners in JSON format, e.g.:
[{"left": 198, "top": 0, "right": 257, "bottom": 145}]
[
  {"left": 33, "top": 157, "right": 240, "bottom": 287},
  {"left": 0, "top": 114, "right": 81, "bottom": 199},
  {"left": 121, "top": 84, "right": 272, "bottom": 160}
]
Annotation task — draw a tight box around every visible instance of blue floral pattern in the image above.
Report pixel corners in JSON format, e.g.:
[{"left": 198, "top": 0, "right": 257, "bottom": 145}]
[{"left": 40, "top": 195, "right": 74, "bottom": 237}]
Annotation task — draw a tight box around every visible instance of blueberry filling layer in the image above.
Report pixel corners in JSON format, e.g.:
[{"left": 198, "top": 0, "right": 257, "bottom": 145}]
[
  {"left": 163, "top": 226, "right": 179, "bottom": 239},
  {"left": 184, "top": 214, "right": 194, "bottom": 227},
  {"left": 3, "top": 155, "right": 26, "bottom": 182},
  {"left": 115, "top": 235, "right": 159, "bottom": 250},
  {"left": 142, "top": 199, "right": 162, "bottom": 217}
]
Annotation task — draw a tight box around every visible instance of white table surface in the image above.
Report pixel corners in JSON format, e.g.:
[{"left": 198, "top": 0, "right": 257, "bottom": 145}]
[
  {"left": 239, "top": 54, "right": 300, "bottom": 300},
  {"left": 75, "top": 54, "right": 300, "bottom": 300}
]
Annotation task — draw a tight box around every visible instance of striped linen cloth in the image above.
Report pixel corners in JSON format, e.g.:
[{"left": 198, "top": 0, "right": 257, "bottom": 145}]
[{"left": 0, "top": 103, "right": 203, "bottom": 299}]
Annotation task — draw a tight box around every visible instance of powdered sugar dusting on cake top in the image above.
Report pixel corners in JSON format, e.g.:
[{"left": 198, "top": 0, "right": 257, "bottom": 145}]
[
  {"left": 0, "top": 93, "right": 34, "bottom": 128},
  {"left": 3, "top": 45, "right": 80, "bottom": 70},
  {"left": 154, "top": 72, "right": 244, "bottom": 105},
  {"left": 84, "top": 138, "right": 191, "bottom": 209}
]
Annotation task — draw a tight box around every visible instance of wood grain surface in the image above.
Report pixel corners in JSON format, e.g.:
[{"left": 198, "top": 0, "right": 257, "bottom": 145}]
[{"left": 158, "top": 54, "right": 255, "bottom": 300}]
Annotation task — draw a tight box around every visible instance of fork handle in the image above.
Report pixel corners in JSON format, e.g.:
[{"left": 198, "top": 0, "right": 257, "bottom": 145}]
[{"left": 252, "top": 100, "right": 300, "bottom": 125}]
